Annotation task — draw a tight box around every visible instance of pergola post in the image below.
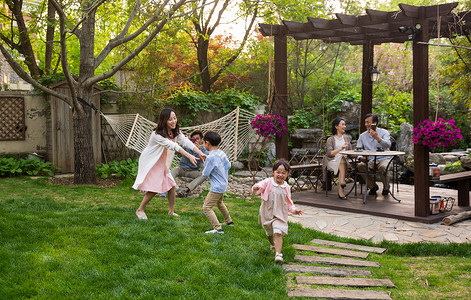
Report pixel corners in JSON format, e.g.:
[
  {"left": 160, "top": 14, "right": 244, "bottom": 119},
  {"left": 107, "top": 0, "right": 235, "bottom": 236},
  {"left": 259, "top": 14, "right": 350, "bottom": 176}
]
[
  {"left": 360, "top": 41, "right": 374, "bottom": 132},
  {"left": 274, "top": 33, "right": 289, "bottom": 160},
  {"left": 413, "top": 10, "right": 430, "bottom": 217}
]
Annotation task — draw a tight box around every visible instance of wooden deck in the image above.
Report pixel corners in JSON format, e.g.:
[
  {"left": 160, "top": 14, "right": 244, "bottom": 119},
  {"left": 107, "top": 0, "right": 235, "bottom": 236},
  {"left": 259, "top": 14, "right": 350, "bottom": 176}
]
[{"left": 291, "top": 183, "right": 471, "bottom": 224}]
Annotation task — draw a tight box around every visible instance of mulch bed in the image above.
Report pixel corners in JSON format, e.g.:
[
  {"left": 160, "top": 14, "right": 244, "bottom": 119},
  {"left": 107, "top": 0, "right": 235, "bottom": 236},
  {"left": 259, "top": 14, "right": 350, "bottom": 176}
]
[{"left": 46, "top": 176, "right": 124, "bottom": 188}]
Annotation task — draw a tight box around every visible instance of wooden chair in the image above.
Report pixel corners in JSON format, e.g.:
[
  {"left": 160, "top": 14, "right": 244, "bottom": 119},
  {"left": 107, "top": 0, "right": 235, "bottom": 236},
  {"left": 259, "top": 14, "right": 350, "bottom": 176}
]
[
  {"left": 386, "top": 136, "right": 401, "bottom": 196},
  {"left": 288, "top": 136, "right": 326, "bottom": 192}
]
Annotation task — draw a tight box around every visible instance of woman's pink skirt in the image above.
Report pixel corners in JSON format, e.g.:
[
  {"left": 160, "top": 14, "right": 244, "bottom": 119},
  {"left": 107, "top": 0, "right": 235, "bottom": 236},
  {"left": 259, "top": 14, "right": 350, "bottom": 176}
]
[{"left": 138, "top": 149, "right": 175, "bottom": 193}]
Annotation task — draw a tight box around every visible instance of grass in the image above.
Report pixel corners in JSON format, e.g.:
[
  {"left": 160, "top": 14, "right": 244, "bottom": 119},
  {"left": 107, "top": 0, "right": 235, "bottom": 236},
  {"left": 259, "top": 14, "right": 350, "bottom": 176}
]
[{"left": 0, "top": 177, "right": 470, "bottom": 299}]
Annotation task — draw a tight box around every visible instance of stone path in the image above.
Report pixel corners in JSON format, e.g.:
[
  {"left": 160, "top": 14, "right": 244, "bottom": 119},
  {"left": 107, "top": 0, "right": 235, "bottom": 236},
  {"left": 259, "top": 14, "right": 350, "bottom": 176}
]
[{"left": 286, "top": 239, "right": 393, "bottom": 299}]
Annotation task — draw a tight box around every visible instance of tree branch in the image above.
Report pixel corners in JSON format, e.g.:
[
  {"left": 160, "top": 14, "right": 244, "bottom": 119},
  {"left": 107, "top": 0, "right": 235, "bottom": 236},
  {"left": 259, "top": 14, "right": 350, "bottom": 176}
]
[
  {"left": 208, "top": 0, "right": 230, "bottom": 36},
  {"left": 50, "top": 0, "right": 77, "bottom": 100},
  {"left": 87, "top": 0, "right": 189, "bottom": 86},
  {"left": 210, "top": 3, "right": 258, "bottom": 84},
  {"left": 95, "top": 0, "right": 148, "bottom": 67},
  {"left": 49, "top": 0, "right": 80, "bottom": 38},
  {"left": 4, "top": 0, "right": 43, "bottom": 78},
  {"left": 92, "top": 66, "right": 209, "bottom": 96},
  {"left": 68, "top": 0, "right": 108, "bottom": 36},
  {"left": 0, "top": 42, "right": 73, "bottom": 106}
]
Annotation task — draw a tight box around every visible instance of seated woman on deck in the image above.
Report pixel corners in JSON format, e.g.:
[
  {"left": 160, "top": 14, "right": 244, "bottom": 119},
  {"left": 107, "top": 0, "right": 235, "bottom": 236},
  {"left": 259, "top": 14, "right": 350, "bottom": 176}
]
[{"left": 322, "top": 118, "right": 352, "bottom": 200}]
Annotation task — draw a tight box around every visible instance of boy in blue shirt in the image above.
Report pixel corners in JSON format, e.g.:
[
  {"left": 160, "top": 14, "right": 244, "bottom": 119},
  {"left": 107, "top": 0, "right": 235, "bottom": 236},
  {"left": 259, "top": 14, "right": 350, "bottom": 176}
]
[{"left": 201, "top": 131, "right": 234, "bottom": 234}]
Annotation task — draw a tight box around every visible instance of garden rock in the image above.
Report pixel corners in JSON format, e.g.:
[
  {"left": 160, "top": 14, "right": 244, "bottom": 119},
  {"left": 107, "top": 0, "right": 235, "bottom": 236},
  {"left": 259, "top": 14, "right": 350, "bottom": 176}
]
[
  {"left": 460, "top": 156, "right": 471, "bottom": 170},
  {"left": 232, "top": 161, "right": 245, "bottom": 170},
  {"left": 429, "top": 153, "right": 446, "bottom": 165},
  {"left": 174, "top": 174, "right": 261, "bottom": 198},
  {"left": 266, "top": 142, "right": 276, "bottom": 166},
  {"left": 291, "top": 128, "right": 324, "bottom": 140},
  {"left": 398, "top": 123, "right": 414, "bottom": 155},
  {"left": 443, "top": 155, "right": 459, "bottom": 163},
  {"left": 290, "top": 128, "right": 324, "bottom": 149},
  {"left": 337, "top": 101, "right": 360, "bottom": 132}
]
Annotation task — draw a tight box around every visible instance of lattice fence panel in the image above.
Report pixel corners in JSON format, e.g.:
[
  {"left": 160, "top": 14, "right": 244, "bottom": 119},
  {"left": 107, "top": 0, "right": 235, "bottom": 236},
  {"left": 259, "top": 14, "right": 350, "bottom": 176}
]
[
  {"left": 101, "top": 116, "right": 139, "bottom": 163},
  {"left": 0, "top": 96, "right": 25, "bottom": 140}
]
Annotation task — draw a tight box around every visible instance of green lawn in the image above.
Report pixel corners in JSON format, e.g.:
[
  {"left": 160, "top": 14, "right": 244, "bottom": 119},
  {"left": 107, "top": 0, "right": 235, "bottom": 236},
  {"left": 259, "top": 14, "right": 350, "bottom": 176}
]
[{"left": 0, "top": 177, "right": 470, "bottom": 299}]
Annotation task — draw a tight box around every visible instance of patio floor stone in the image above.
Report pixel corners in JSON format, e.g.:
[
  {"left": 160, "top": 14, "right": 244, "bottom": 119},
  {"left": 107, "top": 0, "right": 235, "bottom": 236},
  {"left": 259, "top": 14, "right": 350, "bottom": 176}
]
[{"left": 289, "top": 205, "right": 471, "bottom": 244}]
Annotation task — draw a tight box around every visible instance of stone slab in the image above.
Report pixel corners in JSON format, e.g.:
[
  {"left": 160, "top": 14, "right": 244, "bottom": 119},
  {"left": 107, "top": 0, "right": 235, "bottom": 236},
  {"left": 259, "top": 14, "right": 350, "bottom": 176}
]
[
  {"left": 288, "top": 288, "right": 392, "bottom": 299},
  {"left": 294, "top": 255, "right": 380, "bottom": 268},
  {"left": 420, "top": 230, "right": 447, "bottom": 238},
  {"left": 296, "top": 276, "right": 396, "bottom": 287},
  {"left": 316, "top": 219, "right": 327, "bottom": 229},
  {"left": 310, "top": 239, "right": 386, "bottom": 254},
  {"left": 383, "top": 233, "right": 399, "bottom": 242},
  {"left": 283, "top": 264, "right": 371, "bottom": 277},
  {"left": 293, "top": 244, "right": 369, "bottom": 258},
  {"left": 333, "top": 226, "right": 356, "bottom": 234}
]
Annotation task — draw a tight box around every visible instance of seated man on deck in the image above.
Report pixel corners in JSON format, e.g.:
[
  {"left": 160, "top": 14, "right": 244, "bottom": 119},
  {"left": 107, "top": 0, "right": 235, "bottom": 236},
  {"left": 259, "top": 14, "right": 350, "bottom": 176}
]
[{"left": 356, "top": 113, "right": 392, "bottom": 196}]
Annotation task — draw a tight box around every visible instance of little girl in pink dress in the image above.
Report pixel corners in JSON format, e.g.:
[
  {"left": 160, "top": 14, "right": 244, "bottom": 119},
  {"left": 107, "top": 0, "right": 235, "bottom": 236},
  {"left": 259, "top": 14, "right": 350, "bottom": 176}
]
[
  {"left": 133, "top": 108, "right": 206, "bottom": 219},
  {"left": 252, "top": 159, "right": 303, "bottom": 263}
]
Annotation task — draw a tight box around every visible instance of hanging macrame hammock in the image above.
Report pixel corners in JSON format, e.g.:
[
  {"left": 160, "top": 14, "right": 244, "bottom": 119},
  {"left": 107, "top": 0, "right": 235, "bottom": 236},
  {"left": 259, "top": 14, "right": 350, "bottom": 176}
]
[{"left": 101, "top": 107, "right": 256, "bottom": 162}]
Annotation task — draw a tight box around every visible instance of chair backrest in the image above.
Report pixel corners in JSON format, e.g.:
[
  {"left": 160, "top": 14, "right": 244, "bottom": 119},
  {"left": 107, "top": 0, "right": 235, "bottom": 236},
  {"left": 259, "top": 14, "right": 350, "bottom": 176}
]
[
  {"left": 310, "top": 135, "right": 330, "bottom": 163},
  {"left": 289, "top": 148, "right": 311, "bottom": 166},
  {"left": 389, "top": 136, "right": 397, "bottom": 151}
]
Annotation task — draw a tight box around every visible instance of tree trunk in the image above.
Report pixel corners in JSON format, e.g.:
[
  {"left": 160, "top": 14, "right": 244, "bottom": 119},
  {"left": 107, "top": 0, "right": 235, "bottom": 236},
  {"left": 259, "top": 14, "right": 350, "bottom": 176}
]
[
  {"left": 73, "top": 107, "right": 96, "bottom": 184},
  {"left": 9, "top": 0, "right": 43, "bottom": 78},
  {"left": 73, "top": 8, "right": 96, "bottom": 184},
  {"left": 45, "top": 1, "right": 55, "bottom": 75},
  {"left": 197, "top": 35, "right": 211, "bottom": 93}
]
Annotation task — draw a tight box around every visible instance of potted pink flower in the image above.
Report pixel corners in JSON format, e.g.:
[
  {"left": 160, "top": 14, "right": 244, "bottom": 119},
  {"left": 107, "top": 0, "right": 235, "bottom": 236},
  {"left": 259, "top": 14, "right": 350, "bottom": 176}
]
[
  {"left": 247, "top": 113, "right": 287, "bottom": 183},
  {"left": 413, "top": 118, "right": 462, "bottom": 150},
  {"left": 250, "top": 113, "right": 287, "bottom": 139}
]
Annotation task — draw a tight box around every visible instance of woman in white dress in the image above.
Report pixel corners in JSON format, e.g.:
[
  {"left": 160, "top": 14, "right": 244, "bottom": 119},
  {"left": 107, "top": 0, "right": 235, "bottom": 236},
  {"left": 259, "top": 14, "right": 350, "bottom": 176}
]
[{"left": 323, "top": 118, "right": 352, "bottom": 199}]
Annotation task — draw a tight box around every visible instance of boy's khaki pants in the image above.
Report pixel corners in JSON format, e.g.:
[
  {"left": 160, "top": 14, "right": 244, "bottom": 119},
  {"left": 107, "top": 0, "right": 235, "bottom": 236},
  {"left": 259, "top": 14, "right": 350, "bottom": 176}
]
[{"left": 203, "top": 191, "right": 232, "bottom": 230}]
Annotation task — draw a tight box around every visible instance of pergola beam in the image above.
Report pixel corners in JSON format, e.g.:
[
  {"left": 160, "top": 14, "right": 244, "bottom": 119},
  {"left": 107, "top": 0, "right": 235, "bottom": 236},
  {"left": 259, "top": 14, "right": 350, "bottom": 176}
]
[{"left": 261, "top": 2, "right": 463, "bottom": 45}]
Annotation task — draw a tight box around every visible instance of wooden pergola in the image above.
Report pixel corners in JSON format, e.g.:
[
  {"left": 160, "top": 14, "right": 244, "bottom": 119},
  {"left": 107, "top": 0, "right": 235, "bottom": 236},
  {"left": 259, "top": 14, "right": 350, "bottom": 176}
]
[{"left": 259, "top": 3, "right": 471, "bottom": 217}]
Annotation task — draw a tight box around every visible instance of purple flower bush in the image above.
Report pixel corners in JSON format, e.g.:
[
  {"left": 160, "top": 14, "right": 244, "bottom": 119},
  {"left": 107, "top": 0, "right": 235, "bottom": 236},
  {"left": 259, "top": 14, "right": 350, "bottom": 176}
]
[
  {"left": 413, "top": 118, "right": 462, "bottom": 150},
  {"left": 250, "top": 113, "right": 287, "bottom": 140}
]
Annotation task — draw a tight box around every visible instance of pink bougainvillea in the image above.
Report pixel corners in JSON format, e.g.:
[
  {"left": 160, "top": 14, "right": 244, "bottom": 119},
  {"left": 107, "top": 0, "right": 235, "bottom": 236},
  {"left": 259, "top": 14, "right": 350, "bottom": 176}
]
[
  {"left": 413, "top": 118, "right": 462, "bottom": 150},
  {"left": 250, "top": 113, "right": 287, "bottom": 140}
]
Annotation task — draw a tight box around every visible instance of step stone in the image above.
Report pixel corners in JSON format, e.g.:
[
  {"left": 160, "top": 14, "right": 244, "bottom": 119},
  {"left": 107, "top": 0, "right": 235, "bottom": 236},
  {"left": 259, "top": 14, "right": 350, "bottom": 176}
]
[
  {"left": 293, "top": 244, "right": 369, "bottom": 258},
  {"left": 283, "top": 264, "right": 372, "bottom": 277},
  {"left": 288, "top": 288, "right": 392, "bottom": 299}
]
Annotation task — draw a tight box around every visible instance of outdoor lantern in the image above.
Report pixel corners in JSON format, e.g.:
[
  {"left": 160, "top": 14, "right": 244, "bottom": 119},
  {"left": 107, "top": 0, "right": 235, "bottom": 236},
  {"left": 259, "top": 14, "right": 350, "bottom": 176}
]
[
  {"left": 370, "top": 66, "right": 380, "bottom": 82},
  {"left": 398, "top": 23, "right": 422, "bottom": 40}
]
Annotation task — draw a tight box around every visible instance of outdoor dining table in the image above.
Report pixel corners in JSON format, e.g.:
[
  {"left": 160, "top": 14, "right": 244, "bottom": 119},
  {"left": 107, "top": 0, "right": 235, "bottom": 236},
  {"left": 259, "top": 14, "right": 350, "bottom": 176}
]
[{"left": 340, "top": 150, "right": 406, "bottom": 204}]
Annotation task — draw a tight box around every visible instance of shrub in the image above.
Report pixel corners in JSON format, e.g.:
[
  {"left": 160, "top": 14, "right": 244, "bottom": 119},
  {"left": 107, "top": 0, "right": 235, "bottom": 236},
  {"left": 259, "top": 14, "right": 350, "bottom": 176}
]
[
  {"left": 444, "top": 160, "right": 463, "bottom": 173},
  {"left": 95, "top": 158, "right": 138, "bottom": 179},
  {"left": 327, "top": 90, "right": 360, "bottom": 115},
  {"left": 0, "top": 157, "right": 58, "bottom": 177},
  {"left": 288, "top": 109, "right": 321, "bottom": 133}
]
